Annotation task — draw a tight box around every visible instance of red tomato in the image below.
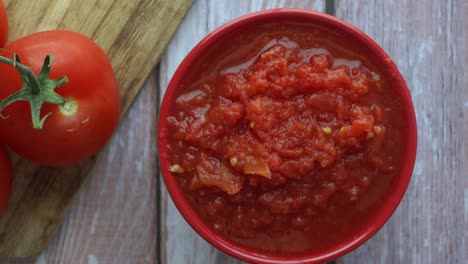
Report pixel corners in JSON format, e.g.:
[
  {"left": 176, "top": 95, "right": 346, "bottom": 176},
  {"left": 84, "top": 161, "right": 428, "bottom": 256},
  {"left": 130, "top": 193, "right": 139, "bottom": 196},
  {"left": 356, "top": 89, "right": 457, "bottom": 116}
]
[
  {"left": 0, "top": 30, "right": 120, "bottom": 166},
  {"left": 0, "top": 146, "right": 12, "bottom": 215},
  {"left": 0, "top": 0, "right": 8, "bottom": 47}
]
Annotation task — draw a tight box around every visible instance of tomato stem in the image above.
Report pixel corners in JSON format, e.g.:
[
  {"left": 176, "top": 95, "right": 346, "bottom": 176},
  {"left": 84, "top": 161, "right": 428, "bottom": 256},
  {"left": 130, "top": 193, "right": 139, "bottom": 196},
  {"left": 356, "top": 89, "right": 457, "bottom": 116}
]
[
  {"left": 0, "top": 54, "right": 42, "bottom": 94},
  {"left": 0, "top": 54, "right": 69, "bottom": 129}
]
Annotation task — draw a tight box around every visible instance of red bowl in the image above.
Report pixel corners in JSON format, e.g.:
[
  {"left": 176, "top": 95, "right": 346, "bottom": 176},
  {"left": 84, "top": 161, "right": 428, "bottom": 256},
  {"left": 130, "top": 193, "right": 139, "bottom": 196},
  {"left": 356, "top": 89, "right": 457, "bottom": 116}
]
[{"left": 158, "top": 8, "right": 417, "bottom": 264}]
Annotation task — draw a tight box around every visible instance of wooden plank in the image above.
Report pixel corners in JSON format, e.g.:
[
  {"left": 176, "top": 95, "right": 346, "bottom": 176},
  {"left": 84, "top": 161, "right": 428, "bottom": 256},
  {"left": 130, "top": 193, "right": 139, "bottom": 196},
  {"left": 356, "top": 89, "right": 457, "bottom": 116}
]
[
  {"left": 0, "top": 0, "right": 192, "bottom": 258},
  {"left": 334, "top": 0, "right": 465, "bottom": 263},
  {"left": 158, "top": 1, "right": 325, "bottom": 263},
  {"left": 464, "top": 1, "right": 468, "bottom": 260}
]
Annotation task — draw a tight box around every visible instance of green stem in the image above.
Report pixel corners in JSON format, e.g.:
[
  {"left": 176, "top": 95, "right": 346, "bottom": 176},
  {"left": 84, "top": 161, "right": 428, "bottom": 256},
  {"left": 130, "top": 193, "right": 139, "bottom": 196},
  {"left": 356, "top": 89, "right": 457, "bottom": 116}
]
[
  {"left": 0, "top": 54, "right": 69, "bottom": 129},
  {"left": 0, "top": 55, "right": 42, "bottom": 95}
]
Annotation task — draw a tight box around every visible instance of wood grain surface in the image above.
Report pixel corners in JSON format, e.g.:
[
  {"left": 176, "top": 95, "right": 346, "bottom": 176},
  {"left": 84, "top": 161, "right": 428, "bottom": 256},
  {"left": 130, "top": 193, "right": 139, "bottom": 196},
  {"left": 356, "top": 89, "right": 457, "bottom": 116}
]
[
  {"left": 333, "top": 1, "right": 465, "bottom": 263},
  {"left": 464, "top": 1, "right": 468, "bottom": 261},
  {"left": 158, "top": 2, "right": 325, "bottom": 263},
  {"left": 0, "top": 0, "right": 191, "bottom": 259},
  {"left": 160, "top": 0, "right": 465, "bottom": 263},
  {"left": 1, "top": 0, "right": 465, "bottom": 263}
]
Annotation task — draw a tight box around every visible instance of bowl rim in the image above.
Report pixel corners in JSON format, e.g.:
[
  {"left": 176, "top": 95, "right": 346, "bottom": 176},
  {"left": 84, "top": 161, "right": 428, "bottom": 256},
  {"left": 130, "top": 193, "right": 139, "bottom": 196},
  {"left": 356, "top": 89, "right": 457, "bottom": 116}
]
[{"left": 158, "top": 8, "right": 417, "bottom": 264}]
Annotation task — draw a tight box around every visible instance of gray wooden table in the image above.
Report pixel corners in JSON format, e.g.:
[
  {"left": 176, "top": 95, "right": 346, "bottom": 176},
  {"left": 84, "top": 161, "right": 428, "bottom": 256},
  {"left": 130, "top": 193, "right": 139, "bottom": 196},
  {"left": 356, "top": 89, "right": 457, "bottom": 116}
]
[{"left": 0, "top": 0, "right": 465, "bottom": 263}]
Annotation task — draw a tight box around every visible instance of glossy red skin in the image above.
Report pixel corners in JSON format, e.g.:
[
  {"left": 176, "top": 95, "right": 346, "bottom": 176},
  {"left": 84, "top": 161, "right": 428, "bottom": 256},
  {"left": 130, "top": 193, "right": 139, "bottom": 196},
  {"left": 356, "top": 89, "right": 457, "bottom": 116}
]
[
  {"left": 0, "top": 0, "right": 8, "bottom": 47},
  {"left": 0, "top": 146, "right": 12, "bottom": 216},
  {"left": 0, "top": 30, "right": 120, "bottom": 166},
  {"left": 158, "top": 9, "right": 417, "bottom": 264}
]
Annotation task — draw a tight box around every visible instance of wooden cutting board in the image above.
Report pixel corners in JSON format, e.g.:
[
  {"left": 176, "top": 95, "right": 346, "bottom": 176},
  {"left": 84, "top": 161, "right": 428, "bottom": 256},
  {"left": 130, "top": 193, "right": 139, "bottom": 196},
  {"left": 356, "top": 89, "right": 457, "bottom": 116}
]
[{"left": 0, "top": 0, "right": 192, "bottom": 258}]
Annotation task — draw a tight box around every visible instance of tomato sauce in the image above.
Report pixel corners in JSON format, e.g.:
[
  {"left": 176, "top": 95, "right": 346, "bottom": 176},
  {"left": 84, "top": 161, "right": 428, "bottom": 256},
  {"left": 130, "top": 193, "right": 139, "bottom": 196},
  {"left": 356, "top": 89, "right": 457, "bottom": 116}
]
[{"left": 165, "top": 22, "right": 405, "bottom": 255}]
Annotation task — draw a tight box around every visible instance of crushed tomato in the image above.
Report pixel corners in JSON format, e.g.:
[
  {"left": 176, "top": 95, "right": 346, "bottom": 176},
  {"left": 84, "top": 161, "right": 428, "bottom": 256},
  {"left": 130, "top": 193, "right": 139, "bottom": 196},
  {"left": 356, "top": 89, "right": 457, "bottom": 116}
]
[{"left": 166, "top": 23, "right": 405, "bottom": 254}]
